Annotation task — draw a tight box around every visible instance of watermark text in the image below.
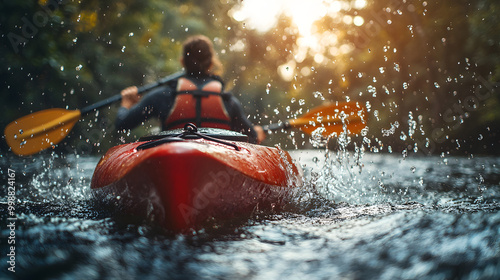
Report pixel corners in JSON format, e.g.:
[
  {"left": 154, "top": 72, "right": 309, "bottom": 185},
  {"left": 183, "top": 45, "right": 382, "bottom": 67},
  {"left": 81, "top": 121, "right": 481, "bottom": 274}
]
[{"left": 6, "top": 168, "right": 17, "bottom": 273}]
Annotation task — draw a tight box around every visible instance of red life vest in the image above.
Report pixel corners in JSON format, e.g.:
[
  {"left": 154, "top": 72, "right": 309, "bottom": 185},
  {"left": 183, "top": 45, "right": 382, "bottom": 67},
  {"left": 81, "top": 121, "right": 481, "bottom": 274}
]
[{"left": 164, "top": 77, "right": 232, "bottom": 130}]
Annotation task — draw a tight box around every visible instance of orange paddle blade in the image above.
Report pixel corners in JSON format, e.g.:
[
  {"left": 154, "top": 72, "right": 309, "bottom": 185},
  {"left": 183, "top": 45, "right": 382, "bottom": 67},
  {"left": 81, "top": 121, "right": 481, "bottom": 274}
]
[
  {"left": 4, "top": 109, "right": 81, "bottom": 156},
  {"left": 289, "top": 102, "right": 367, "bottom": 137}
]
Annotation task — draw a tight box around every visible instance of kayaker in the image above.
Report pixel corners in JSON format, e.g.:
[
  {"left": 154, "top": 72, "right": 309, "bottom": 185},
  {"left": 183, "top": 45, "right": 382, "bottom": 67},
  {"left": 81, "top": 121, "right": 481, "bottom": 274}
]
[{"left": 116, "top": 35, "right": 266, "bottom": 143}]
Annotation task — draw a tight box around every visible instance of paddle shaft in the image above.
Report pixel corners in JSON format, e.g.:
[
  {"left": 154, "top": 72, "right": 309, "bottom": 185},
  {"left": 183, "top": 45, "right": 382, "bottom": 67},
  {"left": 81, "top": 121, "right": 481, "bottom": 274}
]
[
  {"left": 262, "top": 115, "right": 364, "bottom": 132},
  {"left": 80, "top": 71, "right": 184, "bottom": 115},
  {"left": 263, "top": 122, "right": 290, "bottom": 132},
  {"left": 262, "top": 119, "right": 362, "bottom": 132}
]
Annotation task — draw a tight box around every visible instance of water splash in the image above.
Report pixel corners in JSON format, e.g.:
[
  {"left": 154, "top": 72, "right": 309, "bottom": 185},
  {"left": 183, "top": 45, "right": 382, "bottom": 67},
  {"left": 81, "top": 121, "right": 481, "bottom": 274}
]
[
  {"left": 13, "top": 154, "right": 98, "bottom": 203},
  {"left": 292, "top": 146, "right": 500, "bottom": 211},
  {"left": 309, "top": 127, "right": 328, "bottom": 148}
]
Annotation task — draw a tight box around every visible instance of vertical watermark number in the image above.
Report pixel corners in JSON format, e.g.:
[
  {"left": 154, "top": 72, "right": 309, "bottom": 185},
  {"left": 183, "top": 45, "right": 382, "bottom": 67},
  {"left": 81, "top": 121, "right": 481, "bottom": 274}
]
[{"left": 6, "top": 168, "right": 17, "bottom": 273}]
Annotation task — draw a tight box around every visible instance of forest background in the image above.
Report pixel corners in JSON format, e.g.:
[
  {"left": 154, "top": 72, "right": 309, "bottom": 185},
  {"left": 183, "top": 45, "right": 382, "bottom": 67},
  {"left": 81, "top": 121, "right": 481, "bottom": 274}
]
[{"left": 1, "top": 0, "right": 499, "bottom": 156}]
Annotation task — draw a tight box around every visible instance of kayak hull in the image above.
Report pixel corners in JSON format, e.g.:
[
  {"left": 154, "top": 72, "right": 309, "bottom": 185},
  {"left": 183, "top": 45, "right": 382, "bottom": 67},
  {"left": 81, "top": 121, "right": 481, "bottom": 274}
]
[{"left": 91, "top": 138, "right": 302, "bottom": 231}]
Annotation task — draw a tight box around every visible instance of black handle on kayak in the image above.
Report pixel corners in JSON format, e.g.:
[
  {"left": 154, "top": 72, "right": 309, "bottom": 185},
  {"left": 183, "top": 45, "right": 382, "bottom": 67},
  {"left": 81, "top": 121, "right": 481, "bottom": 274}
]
[{"left": 80, "top": 71, "right": 184, "bottom": 115}]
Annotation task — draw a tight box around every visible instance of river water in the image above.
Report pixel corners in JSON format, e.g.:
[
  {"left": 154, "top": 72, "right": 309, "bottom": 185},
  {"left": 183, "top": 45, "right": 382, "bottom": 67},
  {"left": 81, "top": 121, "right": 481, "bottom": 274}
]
[{"left": 0, "top": 149, "right": 499, "bottom": 279}]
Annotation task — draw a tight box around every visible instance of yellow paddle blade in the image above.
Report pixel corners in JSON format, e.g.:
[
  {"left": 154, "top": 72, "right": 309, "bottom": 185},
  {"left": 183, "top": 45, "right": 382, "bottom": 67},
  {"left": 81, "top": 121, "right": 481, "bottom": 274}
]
[
  {"left": 4, "top": 109, "right": 81, "bottom": 156},
  {"left": 289, "top": 102, "right": 367, "bottom": 137}
]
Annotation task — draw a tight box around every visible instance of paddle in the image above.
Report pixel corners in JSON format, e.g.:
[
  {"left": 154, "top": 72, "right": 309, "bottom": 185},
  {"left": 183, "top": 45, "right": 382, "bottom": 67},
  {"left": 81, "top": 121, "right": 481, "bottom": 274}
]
[
  {"left": 4, "top": 71, "right": 184, "bottom": 156},
  {"left": 263, "top": 101, "right": 367, "bottom": 137}
]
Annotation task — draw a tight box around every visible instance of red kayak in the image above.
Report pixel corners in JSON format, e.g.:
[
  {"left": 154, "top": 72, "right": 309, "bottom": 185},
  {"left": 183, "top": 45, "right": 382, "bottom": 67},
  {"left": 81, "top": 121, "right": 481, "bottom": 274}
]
[{"left": 91, "top": 125, "right": 302, "bottom": 231}]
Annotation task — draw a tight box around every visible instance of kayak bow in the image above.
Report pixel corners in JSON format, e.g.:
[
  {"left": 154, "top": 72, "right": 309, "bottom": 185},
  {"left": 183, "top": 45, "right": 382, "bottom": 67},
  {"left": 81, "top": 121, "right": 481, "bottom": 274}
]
[{"left": 91, "top": 126, "right": 302, "bottom": 231}]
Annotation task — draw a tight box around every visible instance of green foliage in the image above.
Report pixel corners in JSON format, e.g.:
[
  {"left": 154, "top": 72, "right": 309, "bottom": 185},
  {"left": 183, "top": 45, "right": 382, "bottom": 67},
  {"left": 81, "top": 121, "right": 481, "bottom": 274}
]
[{"left": 0, "top": 0, "right": 190, "bottom": 154}]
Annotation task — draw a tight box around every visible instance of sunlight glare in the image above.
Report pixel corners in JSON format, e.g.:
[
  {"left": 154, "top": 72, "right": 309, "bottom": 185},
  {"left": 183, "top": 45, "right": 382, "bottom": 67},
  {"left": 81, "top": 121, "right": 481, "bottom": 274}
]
[
  {"left": 230, "top": 0, "right": 283, "bottom": 32},
  {"left": 230, "top": 0, "right": 367, "bottom": 80},
  {"left": 353, "top": 16, "right": 364, "bottom": 26},
  {"left": 278, "top": 60, "right": 296, "bottom": 82},
  {"left": 353, "top": 0, "right": 367, "bottom": 10},
  {"left": 231, "top": 0, "right": 342, "bottom": 35},
  {"left": 285, "top": 0, "right": 328, "bottom": 36}
]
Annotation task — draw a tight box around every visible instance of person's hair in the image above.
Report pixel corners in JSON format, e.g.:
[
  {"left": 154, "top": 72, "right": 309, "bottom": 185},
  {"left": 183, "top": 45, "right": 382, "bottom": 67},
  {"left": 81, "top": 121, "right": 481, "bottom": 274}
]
[{"left": 182, "top": 35, "right": 223, "bottom": 76}]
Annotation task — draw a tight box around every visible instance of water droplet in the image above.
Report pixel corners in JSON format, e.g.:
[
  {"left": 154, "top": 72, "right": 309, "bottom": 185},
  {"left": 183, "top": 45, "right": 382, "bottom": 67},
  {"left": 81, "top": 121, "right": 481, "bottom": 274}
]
[
  {"left": 478, "top": 174, "right": 484, "bottom": 184},
  {"left": 379, "top": 67, "right": 385, "bottom": 73},
  {"left": 434, "top": 82, "right": 440, "bottom": 88},
  {"left": 400, "top": 132, "right": 407, "bottom": 141},
  {"left": 360, "top": 127, "right": 369, "bottom": 137},
  {"left": 382, "top": 85, "right": 390, "bottom": 95},
  {"left": 128, "top": 32, "right": 134, "bottom": 37},
  {"left": 478, "top": 134, "right": 483, "bottom": 140},
  {"left": 19, "top": 129, "right": 23, "bottom": 135},
  {"left": 121, "top": 46, "right": 126, "bottom": 52},
  {"left": 309, "top": 127, "right": 328, "bottom": 148},
  {"left": 394, "top": 63, "right": 400, "bottom": 72},
  {"left": 365, "top": 101, "right": 371, "bottom": 112},
  {"left": 299, "top": 99, "right": 305, "bottom": 106},
  {"left": 410, "top": 166, "right": 416, "bottom": 173},
  {"left": 313, "top": 91, "right": 325, "bottom": 100},
  {"left": 403, "top": 82, "right": 408, "bottom": 89},
  {"left": 266, "top": 83, "right": 271, "bottom": 94},
  {"left": 402, "top": 149, "right": 408, "bottom": 159},
  {"left": 367, "top": 85, "right": 376, "bottom": 97}
]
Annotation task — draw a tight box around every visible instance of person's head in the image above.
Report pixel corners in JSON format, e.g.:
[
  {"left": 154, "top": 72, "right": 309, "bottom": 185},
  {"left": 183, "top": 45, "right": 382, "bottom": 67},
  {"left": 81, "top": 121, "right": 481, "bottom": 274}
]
[{"left": 182, "top": 35, "right": 222, "bottom": 76}]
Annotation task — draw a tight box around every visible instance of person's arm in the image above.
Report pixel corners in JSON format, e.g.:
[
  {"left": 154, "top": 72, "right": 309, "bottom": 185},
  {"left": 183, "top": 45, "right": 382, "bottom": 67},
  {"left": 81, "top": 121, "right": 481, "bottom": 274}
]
[
  {"left": 223, "top": 94, "right": 265, "bottom": 144},
  {"left": 115, "top": 86, "right": 172, "bottom": 131}
]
